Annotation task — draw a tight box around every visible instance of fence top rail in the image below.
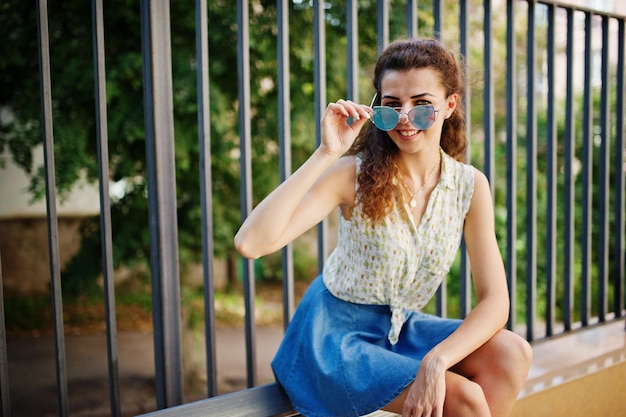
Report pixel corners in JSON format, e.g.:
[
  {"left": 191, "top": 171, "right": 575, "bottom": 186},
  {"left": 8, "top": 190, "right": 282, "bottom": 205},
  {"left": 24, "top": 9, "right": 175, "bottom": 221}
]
[{"left": 532, "top": 0, "right": 626, "bottom": 18}]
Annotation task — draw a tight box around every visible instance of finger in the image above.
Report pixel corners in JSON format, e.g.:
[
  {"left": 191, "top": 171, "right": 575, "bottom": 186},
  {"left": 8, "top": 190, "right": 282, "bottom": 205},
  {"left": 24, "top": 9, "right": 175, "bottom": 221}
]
[
  {"left": 336, "top": 99, "right": 371, "bottom": 122},
  {"left": 402, "top": 402, "right": 422, "bottom": 417},
  {"left": 346, "top": 110, "right": 372, "bottom": 132},
  {"left": 345, "top": 114, "right": 370, "bottom": 131},
  {"left": 325, "top": 102, "right": 351, "bottom": 119},
  {"left": 401, "top": 400, "right": 412, "bottom": 417}
]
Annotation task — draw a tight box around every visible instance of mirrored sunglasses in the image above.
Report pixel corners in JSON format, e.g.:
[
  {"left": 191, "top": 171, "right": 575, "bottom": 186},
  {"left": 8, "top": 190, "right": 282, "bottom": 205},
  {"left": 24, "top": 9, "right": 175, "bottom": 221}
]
[{"left": 369, "top": 94, "right": 444, "bottom": 131}]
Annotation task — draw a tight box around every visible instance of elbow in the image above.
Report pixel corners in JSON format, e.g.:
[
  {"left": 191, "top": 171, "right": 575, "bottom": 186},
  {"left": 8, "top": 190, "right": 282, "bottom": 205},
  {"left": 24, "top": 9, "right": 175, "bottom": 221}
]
[
  {"left": 497, "top": 295, "right": 511, "bottom": 328},
  {"left": 233, "top": 232, "right": 261, "bottom": 260},
  {"left": 480, "top": 290, "right": 510, "bottom": 329}
]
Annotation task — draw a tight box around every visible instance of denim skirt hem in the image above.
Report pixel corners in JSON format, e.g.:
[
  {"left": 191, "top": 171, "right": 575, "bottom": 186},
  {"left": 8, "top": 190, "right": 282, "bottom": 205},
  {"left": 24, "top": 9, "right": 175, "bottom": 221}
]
[{"left": 271, "top": 276, "right": 462, "bottom": 417}]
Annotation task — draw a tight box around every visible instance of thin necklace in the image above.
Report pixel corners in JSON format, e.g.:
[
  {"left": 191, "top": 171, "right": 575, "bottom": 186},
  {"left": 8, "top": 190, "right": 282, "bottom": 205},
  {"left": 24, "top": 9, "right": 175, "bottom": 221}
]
[{"left": 398, "top": 155, "right": 441, "bottom": 208}]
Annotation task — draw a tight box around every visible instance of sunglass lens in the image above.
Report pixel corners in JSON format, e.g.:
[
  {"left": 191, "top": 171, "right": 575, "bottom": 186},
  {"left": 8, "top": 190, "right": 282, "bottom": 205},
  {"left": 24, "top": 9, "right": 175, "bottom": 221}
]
[
  {"left": 408, "top": 106, "right": 436, "bottom": 130},
  {"left": 372, "top": 107, "right": 399, "bottom": 131}
]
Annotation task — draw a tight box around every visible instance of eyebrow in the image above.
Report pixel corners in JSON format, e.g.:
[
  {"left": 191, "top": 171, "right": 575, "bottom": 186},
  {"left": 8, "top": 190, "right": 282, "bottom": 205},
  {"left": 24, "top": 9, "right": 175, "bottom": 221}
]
[{"left": 381, "top": 93, "right": 435, "bottom": 100}]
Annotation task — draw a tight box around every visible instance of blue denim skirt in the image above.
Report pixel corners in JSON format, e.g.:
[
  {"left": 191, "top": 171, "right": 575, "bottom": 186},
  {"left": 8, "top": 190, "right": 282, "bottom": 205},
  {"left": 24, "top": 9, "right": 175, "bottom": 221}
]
[{"left": 271, "top": 276, "right": 462, "bottom": 417}]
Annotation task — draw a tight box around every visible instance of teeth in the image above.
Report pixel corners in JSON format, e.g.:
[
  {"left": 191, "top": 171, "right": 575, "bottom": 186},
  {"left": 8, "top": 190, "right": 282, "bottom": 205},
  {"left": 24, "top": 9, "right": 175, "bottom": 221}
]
[{"left": 399, "top": 130, "right": 418, "bottom": 136}]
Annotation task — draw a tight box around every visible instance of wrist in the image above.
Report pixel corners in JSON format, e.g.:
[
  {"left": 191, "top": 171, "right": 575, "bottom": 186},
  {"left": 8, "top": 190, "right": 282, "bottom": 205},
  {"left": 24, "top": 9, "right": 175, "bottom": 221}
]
[
  {"left": 314, "top": 145, "right": 343, "bottom": 163},
  {"left": 421, "top": 352, "right": 448, "bottom": 374}
]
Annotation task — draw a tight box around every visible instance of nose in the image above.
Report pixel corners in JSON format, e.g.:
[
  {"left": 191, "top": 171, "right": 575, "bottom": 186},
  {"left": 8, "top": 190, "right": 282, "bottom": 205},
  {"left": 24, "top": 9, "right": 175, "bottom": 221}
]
[{"left": 397, "top": 111, "right": 410, "bottom": 124}]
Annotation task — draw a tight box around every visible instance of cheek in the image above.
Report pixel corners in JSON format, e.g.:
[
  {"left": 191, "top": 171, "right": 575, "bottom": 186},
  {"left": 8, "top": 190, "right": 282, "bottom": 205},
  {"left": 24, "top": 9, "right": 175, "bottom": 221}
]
[
  {"left": 426, "top": 120, "right": 445, "bottom": 133},
  {"left": 424, "top": 125, "right": 445, "bottom": 142}
]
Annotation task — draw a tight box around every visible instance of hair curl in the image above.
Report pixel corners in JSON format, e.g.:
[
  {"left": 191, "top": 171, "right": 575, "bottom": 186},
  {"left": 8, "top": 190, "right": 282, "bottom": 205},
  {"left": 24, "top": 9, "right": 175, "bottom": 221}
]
[{"left": 347, "top": 38, "right": 467, "bottom": 223}]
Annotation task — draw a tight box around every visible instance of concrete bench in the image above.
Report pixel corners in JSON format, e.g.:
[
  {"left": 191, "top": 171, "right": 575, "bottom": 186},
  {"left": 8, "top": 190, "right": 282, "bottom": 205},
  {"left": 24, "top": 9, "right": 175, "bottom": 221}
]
[
  {"left": 136, "top": 383, "right": 299, "bottom": 417},
  {"left": 135, "top": 383, "right": 399, "bottom": 417}
]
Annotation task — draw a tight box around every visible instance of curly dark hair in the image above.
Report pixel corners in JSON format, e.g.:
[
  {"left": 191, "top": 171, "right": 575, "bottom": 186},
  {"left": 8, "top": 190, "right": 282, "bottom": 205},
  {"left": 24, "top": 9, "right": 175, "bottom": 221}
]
[{"left": 347, "top": 38, "right": 467, "bottom": 223}]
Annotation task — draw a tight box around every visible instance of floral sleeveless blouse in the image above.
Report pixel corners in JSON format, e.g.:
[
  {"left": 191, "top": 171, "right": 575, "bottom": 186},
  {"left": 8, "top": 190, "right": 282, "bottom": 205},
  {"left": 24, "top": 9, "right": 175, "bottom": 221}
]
[{"left": 323, "top": 149, "right": 475, "bottom": 344}]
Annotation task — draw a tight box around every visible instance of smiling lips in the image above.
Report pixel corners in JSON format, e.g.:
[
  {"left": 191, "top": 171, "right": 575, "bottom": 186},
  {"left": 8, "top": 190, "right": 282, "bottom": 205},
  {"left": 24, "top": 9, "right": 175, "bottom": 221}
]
[{"left": 398, "top": 129, "right": 419, "bottom": 137}]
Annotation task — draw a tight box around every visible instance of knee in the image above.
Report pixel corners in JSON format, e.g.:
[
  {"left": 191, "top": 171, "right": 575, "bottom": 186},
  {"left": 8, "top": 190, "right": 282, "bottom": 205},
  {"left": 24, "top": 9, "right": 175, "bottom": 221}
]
[
  {"left": 501, "top": 330, "right": 533, "bottom": 367},
  {"left": 488, "top": 330, "right": 533, "bottom": 384},
  {"left": 445, "top": 378, "right": 490, "bottom": 417}
]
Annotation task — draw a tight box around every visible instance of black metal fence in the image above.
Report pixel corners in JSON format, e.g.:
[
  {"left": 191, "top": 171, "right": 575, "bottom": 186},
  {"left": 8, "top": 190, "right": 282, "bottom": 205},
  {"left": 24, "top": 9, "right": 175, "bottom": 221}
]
[{"left": 0, "top": 0, "right": 624, "bottom": 416}]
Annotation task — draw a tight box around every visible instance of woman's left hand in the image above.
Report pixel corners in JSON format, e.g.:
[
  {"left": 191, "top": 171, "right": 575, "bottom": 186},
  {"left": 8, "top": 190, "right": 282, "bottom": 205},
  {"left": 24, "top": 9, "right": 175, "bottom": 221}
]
[{"left": 402, "top": 357, "right": 446, "bottom": 417}]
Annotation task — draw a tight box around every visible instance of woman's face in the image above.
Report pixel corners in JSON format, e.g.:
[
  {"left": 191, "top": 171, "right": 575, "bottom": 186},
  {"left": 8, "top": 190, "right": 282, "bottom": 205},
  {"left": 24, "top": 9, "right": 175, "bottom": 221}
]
[{"left": 378, "top": 67, "right": 457, "bottom": 154}]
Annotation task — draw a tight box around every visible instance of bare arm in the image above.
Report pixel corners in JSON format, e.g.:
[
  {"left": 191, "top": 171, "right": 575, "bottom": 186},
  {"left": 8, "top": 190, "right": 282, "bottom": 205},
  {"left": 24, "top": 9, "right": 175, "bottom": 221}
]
[
  {"left": 402, "top": 168, "right": 509, "bottom": 417},
  {"left": 234, "top": 100, "right": 371, "bottom": 259},
  {"left": 426, "top": 168, "right": 509, "bottom": 365}
]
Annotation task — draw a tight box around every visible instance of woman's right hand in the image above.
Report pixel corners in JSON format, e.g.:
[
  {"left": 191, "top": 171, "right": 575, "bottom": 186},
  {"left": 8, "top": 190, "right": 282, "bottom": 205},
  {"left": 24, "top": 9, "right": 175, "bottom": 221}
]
[
  {"left": 402, "top": 355, "right": 447, "bottom": 417},
  {"left": 319, "top": 99, "right": 372, "bottom": 158}
]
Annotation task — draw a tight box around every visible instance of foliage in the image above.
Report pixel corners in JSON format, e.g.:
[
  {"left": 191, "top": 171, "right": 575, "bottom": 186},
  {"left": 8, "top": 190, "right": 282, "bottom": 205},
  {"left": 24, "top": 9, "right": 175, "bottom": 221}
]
[
  {"left": 2, "top": 295, "right": 51, "bottom": 333},
  {"left": 1, "top": 0, "right": 622, "bottom": 329},
  {"left": 0, "top": 0, "right": 439, "bottom": 297}
]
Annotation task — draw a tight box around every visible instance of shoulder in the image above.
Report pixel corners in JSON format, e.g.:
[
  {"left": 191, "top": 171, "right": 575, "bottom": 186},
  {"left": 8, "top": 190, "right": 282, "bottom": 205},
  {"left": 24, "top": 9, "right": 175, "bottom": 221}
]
[
  {"left": 333, "top": 154, "right": 358, "bottom": 173},
  {"left": 466, "top": 167, "right": 494, "bottom": 220},
  {"left": 441, "top": 153, "right": 475, "bottom": 208},
  {"left": 442, "top": 152, "right": 474, "bottom": 182},
  {"left": 318, "top": 154, "right": 357, "bottom": 209},
  {"left": 323, "top": 154, "right": 357, "bottom": 186},
  {"left": 470, "top": 168, "right": 490, "bottom": 197}
]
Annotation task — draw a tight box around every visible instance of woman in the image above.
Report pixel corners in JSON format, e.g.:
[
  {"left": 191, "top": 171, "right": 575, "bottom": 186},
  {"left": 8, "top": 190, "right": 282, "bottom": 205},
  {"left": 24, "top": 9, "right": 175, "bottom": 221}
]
[{"left": 234, "top": 38, "right": 532, "bottom": 417}]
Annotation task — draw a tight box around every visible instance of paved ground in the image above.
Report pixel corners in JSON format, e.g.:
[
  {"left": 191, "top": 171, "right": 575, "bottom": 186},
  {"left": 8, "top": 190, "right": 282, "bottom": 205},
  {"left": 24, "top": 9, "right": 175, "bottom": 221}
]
[{"left": 6, "top": 327, "right": 283, "bottom": 417}]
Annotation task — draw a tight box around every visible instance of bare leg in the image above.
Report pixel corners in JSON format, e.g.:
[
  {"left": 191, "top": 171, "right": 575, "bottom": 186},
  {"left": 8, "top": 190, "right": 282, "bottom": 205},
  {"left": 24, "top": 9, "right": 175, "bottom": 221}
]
[
  {"left": 383, "top": 371, "right": 491, "bottom": 417},
  {"left": 451, "top": 329, "right": 532, "bottom": 417},
  {"left": 382, "top": 329, "right": 531, "bottom": 417}
]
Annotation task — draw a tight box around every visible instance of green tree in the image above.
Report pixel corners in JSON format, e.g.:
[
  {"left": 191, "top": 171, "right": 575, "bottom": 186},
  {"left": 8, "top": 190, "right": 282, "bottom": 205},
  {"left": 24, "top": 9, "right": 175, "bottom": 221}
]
[
  {"left": 7, "top": 0, "right": 614, "bottom": 328},
  {"left": 0, "top": 0, "right": 420, "bottom": 295}
]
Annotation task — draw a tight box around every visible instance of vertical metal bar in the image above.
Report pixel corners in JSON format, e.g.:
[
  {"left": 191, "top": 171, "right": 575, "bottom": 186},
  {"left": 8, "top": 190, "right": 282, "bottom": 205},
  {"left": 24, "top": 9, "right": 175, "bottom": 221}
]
[
  {"left": 433, "top": 0, "right": 442, "bottom": 38},
  {"left": 525, "top": 0, "right": 537, "bottom": 342},
  {"left": 140, "top": 0, "right": 183, "bottom": 407},
  {"left": 545, "top": 3, "right": 557, "bottom": 338},
  {"left": 36, "top": 1, "right": 69, "bottom": 415},
  {"left": 597, "top": 15, "right": 610, "bottom": 323},
  {"left": 461, "top": 0, "right": 471, "bottom": 159},
  {"left": 406, "top": 0, "right": 417, "bottom": 38},
  {"left": 347, "top": 0, "right": 359, "bottom": 102},
  {"left": 314, "top": 0, "right": 328, "bottom": 271},
  {"left": 434, "top": 0, "right": 446, "bottom": 317},
  {"left": 459, "top": 0, "right": 472, "bottom": 319},
  {"left": 505, "top": 0, "right": 517, "bottom": 331},
  {"left": 0, "top": 253, "right": 10, "bottom": 417},
  {"left": 432, "top": 0, "right": 453, "bottom": 317},
  {"left": 195, "top": 0, "right": 218, "bottom": 396},
  {"left": 91, "top": 0, "right": 121, "bottom": 414},
  {"left": 377, "top": 0, "right": 389, "bottom": 56},
  {"left": 436, "top": 278, "right": 447, "bottom": 318},
  {"left": 458, "top": 239, "right": 470, "bottom": 318},
  {"left": 436, "top": 0, "right": 449, "bottom": 311},
  {"left": 581, "top": 12, "right": 593, "bottom": 327},
  {"left": 277, "top": 0, "right": 295, "bottom": 327},
  {"left": 236, "top": 0, "right": 257, "bottom": 388},
  {"left": 563, "top": 8, "right": 576, "bottom": 331},
  {"left": 614, "top": 19, "right": 625, "bottom": 318},
  {"left": 483, "top": 0, "right": 495, "bottom": 189}
]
